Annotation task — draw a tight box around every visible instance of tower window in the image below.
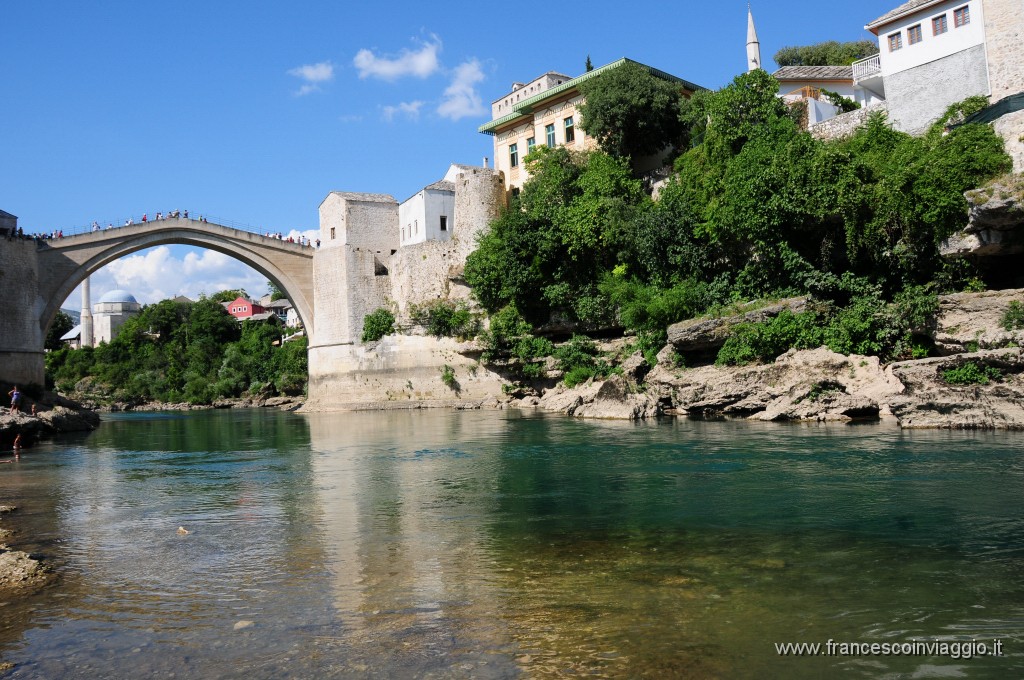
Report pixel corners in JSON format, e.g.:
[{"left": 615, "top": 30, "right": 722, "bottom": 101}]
[{"left": 440, "top": 216, "right": 448, "bottom": 232}]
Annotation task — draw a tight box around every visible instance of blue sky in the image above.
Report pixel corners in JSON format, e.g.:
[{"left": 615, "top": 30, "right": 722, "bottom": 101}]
[{"left": 1, "top": 0, "right": 898, "bottom": 308}]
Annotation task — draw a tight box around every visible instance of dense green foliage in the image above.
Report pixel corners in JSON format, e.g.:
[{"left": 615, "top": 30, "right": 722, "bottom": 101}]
[
  {"left": 942, "top": 361, "right": 1003, "bottom": 385},
  {"left": 577, "top": 61, "right": 685, "bottom": 160},
  {"left": 467, "top": 69, "right": 1010, "bottom": 370},
  {"left": 45, "top": 311, "right": 75, "bottom": 351},
  {"left": 773, "top": 40, "right": 879, "bottom": 67},
  {"left": 46, "top": 296, "right": 307, "bottom": 404},
  {"left": 410, "top": 300, "right": 479, "bottom": 339},
  {"left": 362, "top": 308, "right": 396, "bottom": 342}
]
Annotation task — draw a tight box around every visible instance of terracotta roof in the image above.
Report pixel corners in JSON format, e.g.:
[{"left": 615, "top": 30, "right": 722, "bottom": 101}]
[
  {"left": 773, "top": 66, "right": 854, "bottom": 81},
  {"left": 867, "top": 0, "right": 944, "bottom": 31}
]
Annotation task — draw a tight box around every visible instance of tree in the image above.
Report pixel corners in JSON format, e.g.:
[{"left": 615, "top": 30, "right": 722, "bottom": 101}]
[
  {"left": 45, "top": 310, "right": 75, "bottom": 350},
  {"left": 577, "top": 61, "right": 685, "bottom": 161},
  {"left": 774, "top": 40, "right": 878, "bottom": 67},
  {"left": 585, "top": 55, "right": 593, "bottom": 72},
  {"left": 208, "top": 289, "right": 248, "bottom": 303},
  {"left": 267, "top": 280, "right": 286, "bottom": 302}
]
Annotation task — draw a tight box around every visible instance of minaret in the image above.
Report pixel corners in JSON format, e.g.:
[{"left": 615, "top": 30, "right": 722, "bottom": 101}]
[
  {"left": 80, "top": 277, "right": 94, "bottom": 348},
  {"left": 747, "top": 4, "right": 762, "bottom": 72}
]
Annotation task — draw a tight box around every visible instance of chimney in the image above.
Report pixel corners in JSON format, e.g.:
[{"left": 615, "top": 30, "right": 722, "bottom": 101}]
[{"left": 483, "top": 157, "right": 489, "bottom": 168}]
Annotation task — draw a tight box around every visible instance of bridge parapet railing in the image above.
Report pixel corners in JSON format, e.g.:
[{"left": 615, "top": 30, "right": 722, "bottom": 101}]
[{"left": 16, "top": 212, "right": 319, "bottom": 246}]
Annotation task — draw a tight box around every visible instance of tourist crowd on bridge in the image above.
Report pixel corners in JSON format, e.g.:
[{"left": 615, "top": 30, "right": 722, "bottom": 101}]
[{"left": 7, "top": 210, "right": 319, "bottom": 247}]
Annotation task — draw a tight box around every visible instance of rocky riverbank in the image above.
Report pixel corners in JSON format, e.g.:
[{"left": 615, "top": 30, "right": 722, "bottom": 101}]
[
  {"left": 87, "top": 395, "right": 305, "bottom": 413},
  {"left": 0, "top": 393, "right": 100, "bottom": 449},
  {"left": 504, "top": 288, "right": 1024, "bottom": 429}
]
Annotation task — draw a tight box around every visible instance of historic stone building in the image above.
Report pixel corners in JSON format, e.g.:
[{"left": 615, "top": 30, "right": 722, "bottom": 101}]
[
  {"left": 92, "top": 289, "right": 141, "bottom": 345},
  {"left": 306, "top": 165, "right": 507, "bottom": 408},
  {"left": 478, "top": 58, "right": 703, "bottom": 191}
]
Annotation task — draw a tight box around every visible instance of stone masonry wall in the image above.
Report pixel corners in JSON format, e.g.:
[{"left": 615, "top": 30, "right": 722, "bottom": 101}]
[
  {"left": 994, "top": 109, "right": 1024, "bottom": 173},
  {"left": 345, "top": 248, "right": 392, "bottom": 344},
  {"left": 983, "top": 0, "right": 1024, "bottom": 102},
  {"left": 304, "top": 335, "right": 506, "bottom": 411},
  {"left": 387, "top": 166, "right": 504, "bottom": 322},
  {"left": 0, "top": 238, "right": 45, "bottom": 386},
  {"left": 809, "top": 102, "right": 887, "bottom": 141},
  {"left": 885, "top": 45, "right": 989, "bottom": 134}
]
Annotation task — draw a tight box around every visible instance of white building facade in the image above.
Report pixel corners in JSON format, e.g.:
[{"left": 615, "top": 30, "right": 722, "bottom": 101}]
[
  {"left": 398, "top": 167, "right": 461, "bottom": 248},
  {"left": 858, "top": 0, "right": 990, "bottom": 133}
]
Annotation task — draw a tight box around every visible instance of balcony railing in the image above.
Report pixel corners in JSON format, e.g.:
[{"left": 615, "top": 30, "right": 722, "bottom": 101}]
[{"left": 852, "top": 54, "right": 882, "bottom": 82}]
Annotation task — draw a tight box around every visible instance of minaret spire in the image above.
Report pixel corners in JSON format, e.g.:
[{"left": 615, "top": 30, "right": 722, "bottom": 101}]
[
  {"left": 747, "top": 4, "right": 762, "bottom": 72},
  {"left": 80, "top": 276, "right": 94, "bottom": 348}
]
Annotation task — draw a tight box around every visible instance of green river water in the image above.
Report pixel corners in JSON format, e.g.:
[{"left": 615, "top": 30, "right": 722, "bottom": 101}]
[{"left": 0, "top": 408, "right": 1022, "bottom": 678}]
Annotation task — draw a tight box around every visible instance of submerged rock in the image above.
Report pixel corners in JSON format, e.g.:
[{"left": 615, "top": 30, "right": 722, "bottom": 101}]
[{"left": 0, "top": 547, "right": 54, "bottom": 594}]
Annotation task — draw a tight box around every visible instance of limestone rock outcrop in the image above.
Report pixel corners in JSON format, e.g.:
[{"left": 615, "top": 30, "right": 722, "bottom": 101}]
[
  {"left": 887, "top": 348, "right": 1024, "bottom": 429},
  {"left": 931, "top": 288, "right": 1024, "bottom": 354},
  {"left": 647, "top": 347, "right": 904, "bottom": 422},
  {"left": 941, "top": 175, "right": 1024, "bottom": 259},
  {"left": 534, "top": 374, "right": 660, "bottom": 420},
  {"left": 665, "top": 297, "right": 808, "bottom": 356}
]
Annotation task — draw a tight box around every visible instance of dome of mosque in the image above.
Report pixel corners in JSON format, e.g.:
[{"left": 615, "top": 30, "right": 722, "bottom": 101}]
[{"left": 98, "top": 289, "right": 139, "bottom": 304}]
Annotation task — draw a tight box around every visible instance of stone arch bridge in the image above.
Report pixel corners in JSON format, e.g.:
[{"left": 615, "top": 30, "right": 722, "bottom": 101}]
[{"left": 2, "top": 218, "right": 315, "bottom": 387}]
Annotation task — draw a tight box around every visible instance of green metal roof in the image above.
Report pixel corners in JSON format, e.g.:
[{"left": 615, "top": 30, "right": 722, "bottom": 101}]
[{"left": 477, "top": 58, "right": 704, "bottom": 135}]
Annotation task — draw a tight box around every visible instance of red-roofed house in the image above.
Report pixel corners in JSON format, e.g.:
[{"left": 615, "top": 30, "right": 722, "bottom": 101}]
[{"left": 224, "top": 296, "right": 266, "bottom": 320}]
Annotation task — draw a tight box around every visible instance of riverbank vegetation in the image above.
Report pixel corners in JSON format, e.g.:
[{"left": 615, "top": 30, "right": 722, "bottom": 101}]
[
  {"left": 46, "top": 296, "right": 307, "bottom": 406},
  {"left": 463, "top": 69, "right": 1011, "bottom": 375}
]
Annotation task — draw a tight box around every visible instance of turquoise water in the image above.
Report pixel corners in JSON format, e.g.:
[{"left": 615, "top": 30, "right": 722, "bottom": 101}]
[{"left": 0, "top": 409, "right": 1022, "bottom": 678}]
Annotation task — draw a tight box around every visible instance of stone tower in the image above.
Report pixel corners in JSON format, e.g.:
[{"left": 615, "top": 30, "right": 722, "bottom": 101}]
[{"left": 746, "top": 5, "right": 762, "bottom": 72}]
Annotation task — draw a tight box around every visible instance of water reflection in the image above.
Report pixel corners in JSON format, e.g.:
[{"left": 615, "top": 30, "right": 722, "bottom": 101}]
[{"left": 0, "top": 410, "right": 1022, "bottom": 678}]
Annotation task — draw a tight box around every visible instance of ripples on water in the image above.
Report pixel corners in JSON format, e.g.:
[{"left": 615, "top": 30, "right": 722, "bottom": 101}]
[{"left": 0, "top": 409, "right": 1022, "bottom": 678}]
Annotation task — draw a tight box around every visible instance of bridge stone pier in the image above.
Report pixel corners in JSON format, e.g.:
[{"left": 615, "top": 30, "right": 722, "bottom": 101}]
[{"left": 2, "top": 218, "right": 315, "bottom": 388}]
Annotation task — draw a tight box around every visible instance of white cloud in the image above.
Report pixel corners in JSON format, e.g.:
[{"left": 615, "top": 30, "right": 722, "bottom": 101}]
[
  {"left": 354, "top": 37, "right": 441, "bottom": 81},
  {"left": 288, "top": 61, "right": 335, "bottom": 95},
  {"left": 382, "top": 101, "right": 424, "bottom": 122},
  {"left": 63, "top": 246, "right": 272, "bottom": 309},
  {"left": 437, "top": 59, "right": 486, "bottom": 121}
]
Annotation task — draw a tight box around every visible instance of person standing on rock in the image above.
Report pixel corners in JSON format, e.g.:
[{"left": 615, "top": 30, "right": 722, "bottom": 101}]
[{"left": 8, "top": 386, "right": 21, "bottom": 415}]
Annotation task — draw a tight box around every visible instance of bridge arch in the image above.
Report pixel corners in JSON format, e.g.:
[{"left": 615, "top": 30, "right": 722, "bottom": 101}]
[{"left": 36, "top": 219, "right": 316, "bottom": 340}]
